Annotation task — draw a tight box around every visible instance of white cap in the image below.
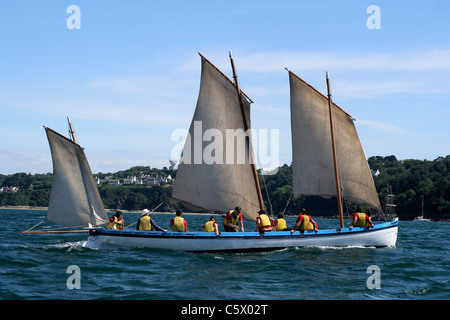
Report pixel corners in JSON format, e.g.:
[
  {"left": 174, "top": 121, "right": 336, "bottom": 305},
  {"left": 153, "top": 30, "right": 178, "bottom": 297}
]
[{"left": 141, "top": 209, "right": 150, "bottom": 216}]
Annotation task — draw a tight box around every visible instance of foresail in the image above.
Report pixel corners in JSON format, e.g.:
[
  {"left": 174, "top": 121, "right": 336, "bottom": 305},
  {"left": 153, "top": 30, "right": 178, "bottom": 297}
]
[
  {"left": 171, "top": 55, "right": 261, "bottom": 221},
  {"left": 289, "top": 71, "right": 382, "bottom": 211},
  {"left": 45, "top": 127, "right": 108, "bottom": 227}
]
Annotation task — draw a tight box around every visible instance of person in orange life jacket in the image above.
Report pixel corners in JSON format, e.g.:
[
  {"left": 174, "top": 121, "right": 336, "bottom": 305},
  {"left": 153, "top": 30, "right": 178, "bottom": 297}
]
[
  {"left": 223, "top": 207, "right": 244, "bottom": 232},
  {"left": 349, "top": 207, "right": 374, "bottom": 230},
  {"left": 255, "top": 210, "right": 274, "bottom": 232},
  {"left": 293, "top": 208, "right": 318, "bottom": 232},
  {"left": 274, "top": 213, "right": 289, "bottom": 231},
  {"left": 136, "top": 209, "right": 167, "bottom": 232},
  {"left": 170, "top": 209, "right": 188, "bottom": 232},
  {"left": 203, "top": 216, "right": 220, "bottom": 236}
]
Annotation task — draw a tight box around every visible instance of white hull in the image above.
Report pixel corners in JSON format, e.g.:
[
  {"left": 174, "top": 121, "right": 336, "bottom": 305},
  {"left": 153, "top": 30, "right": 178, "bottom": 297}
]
[
  {"left": 83, "top": 220, "right": 398, "bottom": 252},
  {"left": 413, "top": 216, "right": 431, "bottom": 222}
]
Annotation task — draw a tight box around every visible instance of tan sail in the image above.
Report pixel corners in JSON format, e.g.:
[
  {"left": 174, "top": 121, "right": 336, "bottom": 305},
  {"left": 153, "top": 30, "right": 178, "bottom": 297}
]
[
  {"left": 288, "top": 71, "right": 382, "bottom": 211},
  {"left": 171, "top": 54, "right": 261, "bottom": 221},
  {"left": 45, "top": 127, "right": 108, "bottom": 227}
]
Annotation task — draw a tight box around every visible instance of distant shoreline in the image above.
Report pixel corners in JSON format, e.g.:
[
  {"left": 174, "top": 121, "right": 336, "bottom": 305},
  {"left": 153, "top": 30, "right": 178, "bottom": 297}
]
[
  {"left": 1, "top": 206, "right": 448, "bottom": 221},
  {"left": 0, "top": 205, "right": 219, "bottom": 216},
  {"left": 0, "top": 205, "right": 336, "bottom": 218},
  {"left": 0, "top": 205, "right": 48, "bottom": 211}
]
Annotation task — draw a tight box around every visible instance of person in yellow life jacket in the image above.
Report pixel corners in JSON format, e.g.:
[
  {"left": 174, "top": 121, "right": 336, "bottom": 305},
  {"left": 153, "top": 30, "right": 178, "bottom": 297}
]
[
  {"left": 349, "top": 208, "right": 374, "bottom": 230},
  {"left": 223, "top": 207, "right": 244, "bottom": 232},
  {"left": 170, "top": 209, "right": 187, "bottom": 232},
  {"left": 293, "top": 208, "right": 318, "bottom": 232},
  {"left": 203, "top": 216, "right": 220, "bottom": 236},
  {"left": 137, "top": 209, "right": 167, "bottom": 232},
  {"left": 274, "top": 213, "right": 289, "bottom": 231},
  {"left": 255, "top": 210, "right": 274, "bottom": 232},
  {"left": 105, "top": 217, "right": 115, "bottom": 229},
  {"left": 111, "top": 211, "right": 124, "bottom": 230}
]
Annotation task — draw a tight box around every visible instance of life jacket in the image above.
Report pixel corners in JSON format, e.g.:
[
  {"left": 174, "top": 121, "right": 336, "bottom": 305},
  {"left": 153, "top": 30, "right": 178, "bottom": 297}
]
[
  {"left": 138, "top": 215, "right": 153, "bottom": 231},
  {"left": 299, "top": 215, "right": 314, "bottom": 231},
  {"left": 203, "top": 220, "right": 216, "bottom": 232},
  {"left": 223, "top": 210, "right": 241, "bottom": 226},
  {"left": 275, "top": 218, "right": 287, "bottom": 231},
  {"left": 113, "top": 217, "right": 124, "bottom": 229},
  {"left": 258, "top": 214, "right": 272, "bottom": 231},
  {"left": 172, "top": 216, "right": 186, "bottom": 232},
  {"left": 354, "top": 213, "right": 371, "bottom": 228},
  {"left": 105, "top": 218, "right": 114, "bottom": 229}
]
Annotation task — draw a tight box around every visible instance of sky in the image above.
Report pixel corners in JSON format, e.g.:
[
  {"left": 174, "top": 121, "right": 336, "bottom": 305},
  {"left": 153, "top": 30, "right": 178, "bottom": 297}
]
[{"left": 1, "top": 0, "right": 449, "bottom": 175}]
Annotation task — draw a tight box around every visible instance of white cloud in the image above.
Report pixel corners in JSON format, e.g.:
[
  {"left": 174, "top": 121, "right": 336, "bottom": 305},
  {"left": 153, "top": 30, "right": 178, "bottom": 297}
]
[{"left": 357, "top": 120, "right": 409, "bottom": 134}]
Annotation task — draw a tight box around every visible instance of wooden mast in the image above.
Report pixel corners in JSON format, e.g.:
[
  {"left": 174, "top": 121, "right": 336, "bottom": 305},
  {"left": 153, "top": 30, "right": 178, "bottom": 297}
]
[
  {"left": 67, "top": 116, "right": 77, "bottom": 143},
  {"left": 229, "top": 51, "right": 265, "bottom": 212},
  {"left": 326, "top": 72, "right": 345, "bottom": 228}
]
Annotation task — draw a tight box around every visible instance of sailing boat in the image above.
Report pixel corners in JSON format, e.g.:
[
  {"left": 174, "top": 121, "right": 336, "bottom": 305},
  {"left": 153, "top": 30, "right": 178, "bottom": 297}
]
[
  {"left": 413, "top": 195, "right": 430, "bottom": 221},
  {"left": 84, "top": 53, "right": 398, "bottom": 252},
  {"left": 288, "top": 70, "right": 384, "bottom": 223},
  {"left": 23, "top": 118, "right": 108, "bottom": 234},
  {"left": 170, "top": 52, "right": 264, "bottom": 221}
]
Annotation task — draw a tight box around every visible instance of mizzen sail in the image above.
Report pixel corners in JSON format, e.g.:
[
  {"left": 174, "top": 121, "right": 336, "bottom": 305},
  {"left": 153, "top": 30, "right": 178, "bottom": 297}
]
[
  {"left": 288, "top": 71, "right": 382, "bottom": 211},
  {"left": 171, "top": 54, "right": 261, "bottom": 221},
  {"left": 45, "top": 127, "right": 108, "bottom": 227}
]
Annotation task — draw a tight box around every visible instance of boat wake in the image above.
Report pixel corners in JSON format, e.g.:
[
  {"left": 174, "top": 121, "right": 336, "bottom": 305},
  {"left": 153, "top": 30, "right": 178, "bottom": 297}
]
[{"left": 43, "top": 241, "right": 85, "bottom": 252}]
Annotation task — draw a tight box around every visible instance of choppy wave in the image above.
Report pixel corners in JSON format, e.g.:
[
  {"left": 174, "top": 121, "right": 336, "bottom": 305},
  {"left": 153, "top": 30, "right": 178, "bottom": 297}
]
[{"left": 2, "top": 209, "right": 449, "bottom": 300}]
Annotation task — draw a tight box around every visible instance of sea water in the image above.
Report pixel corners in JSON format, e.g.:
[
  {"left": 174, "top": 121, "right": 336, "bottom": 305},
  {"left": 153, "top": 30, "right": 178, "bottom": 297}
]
[{"left": 0, "top": 209, "right": 448, "bottom": 300}]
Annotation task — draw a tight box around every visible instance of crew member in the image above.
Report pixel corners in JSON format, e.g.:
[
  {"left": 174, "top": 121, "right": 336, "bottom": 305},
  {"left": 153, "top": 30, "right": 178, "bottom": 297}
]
[
  {"left": 255, "top": 210, "right": 274, "bottom": 232},
  {"left": 112, "top": 211, "right": 124, "bottom": 230},
  {"left": 105, "top": 216, "right": 115, "bottom": 229},
  {"left": 171, "top": 209, "right": 187, "bottom": 232},
  {"left": 137, "top": 209, "right": 167, "bottom": 232},
  {"left": 293, "top": 208, "right": 318, "bottom": 232},
  {"left": 274, "top": 213, "right": 288, "bottom": 231},
  {"left": 203, "top": 216, "right": 220, "bottom": 236},
  {"left": 223, "top": 207, "right": 244, "bottom": 232},
  {"left": 349, "top": 208, "right": 374, "bottom": 230}
]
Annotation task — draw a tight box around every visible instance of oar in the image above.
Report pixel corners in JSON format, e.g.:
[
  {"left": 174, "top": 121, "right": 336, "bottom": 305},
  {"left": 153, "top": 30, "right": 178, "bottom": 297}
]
[
  {"left": 22, "top": 219, "right": 91, "bottom": 234},
  {"left": 125, "top": 202, "right": 164, "bottom": 228},
  {"left": 22, "top": 230, "right": 90, "bottom": 234}
]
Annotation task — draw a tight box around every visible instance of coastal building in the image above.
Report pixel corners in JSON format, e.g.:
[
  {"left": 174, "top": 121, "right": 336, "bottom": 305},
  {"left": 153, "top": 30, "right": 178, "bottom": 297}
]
[
  {"left": 108, "top": 180, "right": 121, "bottom": 186},
  {"left": 0, "top": 186, "right": 20, "bottom": 193}
]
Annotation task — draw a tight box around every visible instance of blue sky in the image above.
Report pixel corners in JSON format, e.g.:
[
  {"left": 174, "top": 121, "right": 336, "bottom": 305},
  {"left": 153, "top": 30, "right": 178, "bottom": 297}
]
[{"left": 1, "top": 0, "right": 449, "bottom": 174}]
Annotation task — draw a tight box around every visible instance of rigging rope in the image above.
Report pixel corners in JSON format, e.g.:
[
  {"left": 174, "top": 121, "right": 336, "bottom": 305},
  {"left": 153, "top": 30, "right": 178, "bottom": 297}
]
[{"left": 282, "top": 194, "right": 294, "bottom": 215}]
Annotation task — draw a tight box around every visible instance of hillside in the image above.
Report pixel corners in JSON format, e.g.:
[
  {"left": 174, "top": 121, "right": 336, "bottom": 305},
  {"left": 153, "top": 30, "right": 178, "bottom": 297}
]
[{"left": 1, "top": 156, "right": 450, "bottom": 220}]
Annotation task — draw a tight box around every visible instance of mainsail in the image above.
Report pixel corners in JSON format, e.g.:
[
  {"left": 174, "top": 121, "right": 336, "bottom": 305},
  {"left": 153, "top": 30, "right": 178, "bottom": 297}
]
[
  {"left": 45, "top": 127, "right": 108, "bottom": 227},
  {"left": 171, "top": 54, "right": 262, "bottom": 221},
  {"left": 288, "top": 71, "right": 382, "bottom": 211}
]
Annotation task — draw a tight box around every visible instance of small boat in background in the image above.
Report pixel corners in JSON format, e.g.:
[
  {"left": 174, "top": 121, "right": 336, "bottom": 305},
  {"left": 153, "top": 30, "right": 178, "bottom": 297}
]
[
  {"left": 23, "top": 118, "right": 109, "bottom": 234},
  {"left": 413, "top": 195, "right": 431, "bottom": 221}
]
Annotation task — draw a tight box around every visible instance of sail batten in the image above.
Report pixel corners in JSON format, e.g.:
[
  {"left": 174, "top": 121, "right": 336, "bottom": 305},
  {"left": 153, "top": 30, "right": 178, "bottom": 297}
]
[
  {"left": 45, "top": 127, "right": 108, "bottom": 227},
  {"left": 171, "top": 55, "right": 261, "bottom": 221},
  {"left": 289, "top": 71, "right": 382, "bottom": 211}
]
